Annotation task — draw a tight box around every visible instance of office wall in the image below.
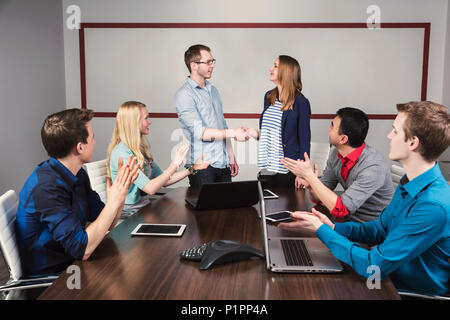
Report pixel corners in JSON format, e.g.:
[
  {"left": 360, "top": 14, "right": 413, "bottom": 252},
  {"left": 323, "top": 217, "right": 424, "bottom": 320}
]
[
  {"left": 0, "top": 0, "right": 66, "bottom": 195},
  {"left": 62, "top": 0, "right": 450, "bottom": 186},
  {"left": 443, "top": 1, "right": 450, "bottom": 108}
]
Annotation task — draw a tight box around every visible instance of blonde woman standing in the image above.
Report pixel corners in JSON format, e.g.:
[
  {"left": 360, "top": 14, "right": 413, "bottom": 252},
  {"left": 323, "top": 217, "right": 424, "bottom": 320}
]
[{"left": 107, "top": 101, "right": 209, "bottom": 213}]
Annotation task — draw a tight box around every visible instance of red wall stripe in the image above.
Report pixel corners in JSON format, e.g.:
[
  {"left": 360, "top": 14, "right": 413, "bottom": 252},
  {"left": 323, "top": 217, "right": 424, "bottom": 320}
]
[{"left": 93, "top": 112, "right": 395, "bottom": 120}]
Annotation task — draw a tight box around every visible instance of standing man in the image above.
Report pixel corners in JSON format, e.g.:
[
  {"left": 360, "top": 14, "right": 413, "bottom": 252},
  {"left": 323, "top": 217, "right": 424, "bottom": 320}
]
[
  {"left": 282, "top": 107, "right": 394, "bottom": 222},
  {"left": 15, "top": 108, "right": 139, "bottom": 277},
  {"left": 279, "top": 101, "right": 450, "bottom": 296},
  {"left": 174, "top": 44, "right": 249, "bottom": 187}
]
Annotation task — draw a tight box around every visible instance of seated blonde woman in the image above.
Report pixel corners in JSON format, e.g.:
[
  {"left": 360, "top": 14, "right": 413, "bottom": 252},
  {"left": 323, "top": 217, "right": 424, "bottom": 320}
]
[{"left": 107, "top": 101, "right": 209, "bottom": 214}]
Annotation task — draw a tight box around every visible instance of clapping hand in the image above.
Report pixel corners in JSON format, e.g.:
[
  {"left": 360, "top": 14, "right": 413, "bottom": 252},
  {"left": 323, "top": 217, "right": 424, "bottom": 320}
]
[
  {"left": 278, "top": 208, "right": 334, "bottom": 233},
  {"left": 107, "top": 155, "right": 139, "bottom": 205},
  {"left": 172, "top": 143, "right": 190, "bottom": 168},
  {"left": 294, "top": 163, "right": 318, "bottom": 189},
  {"left": 193, "top": 155, "right": 210, "bottom": 171}
]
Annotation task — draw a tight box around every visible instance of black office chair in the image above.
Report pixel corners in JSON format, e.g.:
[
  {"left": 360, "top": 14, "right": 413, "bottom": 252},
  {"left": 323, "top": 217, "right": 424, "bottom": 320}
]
[{"left": 0, "top": 190, "right": 59, "bottom": 300}]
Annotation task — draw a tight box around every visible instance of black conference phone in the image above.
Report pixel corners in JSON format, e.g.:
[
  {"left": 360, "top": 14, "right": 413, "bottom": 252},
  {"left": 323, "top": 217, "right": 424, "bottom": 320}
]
[{"left": 180, "top": 240, "right": 265, "bottom": 270}]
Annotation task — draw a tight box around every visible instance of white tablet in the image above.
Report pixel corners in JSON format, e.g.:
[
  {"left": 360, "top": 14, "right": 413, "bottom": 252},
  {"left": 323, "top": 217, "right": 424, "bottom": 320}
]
[
  {"left": 263, "top": 189, "right": 279, "bottom": 199},
  {"left": 131, "top": 223, "right": 186, "bottom": 237}
]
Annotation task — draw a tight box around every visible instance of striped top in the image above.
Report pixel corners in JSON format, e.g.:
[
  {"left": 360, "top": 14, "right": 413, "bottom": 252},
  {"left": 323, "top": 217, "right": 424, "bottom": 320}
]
[{"left": 258, "top": 100, "right": 288, "bottom": 173}]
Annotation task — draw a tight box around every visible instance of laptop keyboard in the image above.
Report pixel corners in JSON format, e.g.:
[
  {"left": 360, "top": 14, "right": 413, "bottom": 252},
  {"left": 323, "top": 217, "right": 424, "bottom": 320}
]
[{"left": 280, "top": 239, "right": 313, "bottom": 266}]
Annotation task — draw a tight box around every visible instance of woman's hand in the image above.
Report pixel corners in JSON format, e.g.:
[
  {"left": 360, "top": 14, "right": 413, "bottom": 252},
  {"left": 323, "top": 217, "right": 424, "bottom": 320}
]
[
  {"left": 193, "top": 155, "right": 210, "bottom": 171},
  {"left": 171, "top": 143, "right": 190, "bottom": 168},
  {"left": 247, "top": 128, "right": 259, "bottom": 139}
]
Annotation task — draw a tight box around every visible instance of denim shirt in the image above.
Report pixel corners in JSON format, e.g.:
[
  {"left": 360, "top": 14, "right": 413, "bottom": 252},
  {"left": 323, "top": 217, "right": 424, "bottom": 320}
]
[
  {"left": 15, "top": 158, "right": 104, "bottom": 276},
  {"left": 174, "top": 77, "right": 229, "bottom": 168}
]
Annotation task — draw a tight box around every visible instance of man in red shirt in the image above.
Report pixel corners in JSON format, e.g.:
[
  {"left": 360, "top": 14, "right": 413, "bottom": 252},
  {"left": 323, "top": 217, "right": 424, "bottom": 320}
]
[{"left": 282, "top": 107, "right": 394, "bottom": 222}]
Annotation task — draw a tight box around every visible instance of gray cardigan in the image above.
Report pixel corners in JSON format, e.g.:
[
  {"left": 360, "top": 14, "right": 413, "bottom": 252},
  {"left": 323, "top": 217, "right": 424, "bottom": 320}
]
[{"left": 321, "top": 144, "right": 394, "bottom": 222}]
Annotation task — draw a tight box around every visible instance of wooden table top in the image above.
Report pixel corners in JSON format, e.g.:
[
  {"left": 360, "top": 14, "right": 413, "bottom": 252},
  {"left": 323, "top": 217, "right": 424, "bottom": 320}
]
[{"left": 39, "top": 187, "right": 400, "bottom": 300}]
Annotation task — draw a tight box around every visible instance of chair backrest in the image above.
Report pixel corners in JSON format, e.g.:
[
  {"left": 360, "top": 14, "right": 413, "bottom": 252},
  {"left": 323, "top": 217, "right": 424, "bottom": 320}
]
[
  {"left": 84, "top": 159, "right": 108, "bottom": 203},
  {"left": 0, "top": 190, "right": 22, "bottom": 281},
  {"left": 309, "top": 142, "right": 331, "bottom": 177},
  {"left": 391, "top": 164, "right": 405, "bottom": 189}
]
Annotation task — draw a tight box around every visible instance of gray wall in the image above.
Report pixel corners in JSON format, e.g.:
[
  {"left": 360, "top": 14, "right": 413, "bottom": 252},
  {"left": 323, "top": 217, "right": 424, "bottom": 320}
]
[
  {"left": 0, "top": 0, "right": 66, "bottom": 195},
  {"left": 62, "top": 0, "right": 450, "bottom": 187}
]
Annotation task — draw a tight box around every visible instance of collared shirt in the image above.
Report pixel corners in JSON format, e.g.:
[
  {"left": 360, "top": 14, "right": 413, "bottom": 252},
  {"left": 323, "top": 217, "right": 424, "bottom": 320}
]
[
  {"left": 15, "top": 158, "right": 104, "bottom": 276},
  {"left": 320, "top": 144, "right": 394, "bottom": 222},
  {"left": 174, "top": 77, "right": 229, "bottom": 168},
  {"left": 332, "top": 143, "right": 366, "bottom": 218},
  {"left": 317, "top": 163, "right": 450, "bottom": 295}
]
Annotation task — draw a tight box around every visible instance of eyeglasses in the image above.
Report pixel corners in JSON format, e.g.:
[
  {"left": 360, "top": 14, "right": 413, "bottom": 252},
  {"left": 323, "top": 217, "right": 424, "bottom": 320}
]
[{"left": 194, "top": 59, "right": 216, "bottom": 66}]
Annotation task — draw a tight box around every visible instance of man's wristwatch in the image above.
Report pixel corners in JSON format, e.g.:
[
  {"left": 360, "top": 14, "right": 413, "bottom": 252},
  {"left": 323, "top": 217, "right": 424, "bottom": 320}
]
[{"left": 188, "top": 165, "right": 198, "bottom": 175}]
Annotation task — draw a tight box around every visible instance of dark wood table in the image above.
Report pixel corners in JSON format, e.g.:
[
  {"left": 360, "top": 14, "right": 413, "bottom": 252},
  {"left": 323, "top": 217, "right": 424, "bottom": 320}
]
[{"left": 39, "top": 187, "right": 400, "bottom": 300}]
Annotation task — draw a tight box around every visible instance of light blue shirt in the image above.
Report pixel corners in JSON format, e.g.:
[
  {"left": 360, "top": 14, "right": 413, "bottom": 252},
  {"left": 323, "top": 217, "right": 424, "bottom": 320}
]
[
  {"left": 110, "top": 142, "right": 163, "bottom": 205},
  {"left": 174, "top": 77, "right": 229, "bottom": 168},
  {"left": 317, "top": 163, "right": 450, "bottom": 295}
]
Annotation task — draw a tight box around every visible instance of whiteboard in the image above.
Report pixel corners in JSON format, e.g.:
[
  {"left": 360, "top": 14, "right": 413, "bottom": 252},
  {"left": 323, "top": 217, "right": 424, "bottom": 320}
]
[{"left": 84, "top": 26, "right": 425, "bottom": 115}]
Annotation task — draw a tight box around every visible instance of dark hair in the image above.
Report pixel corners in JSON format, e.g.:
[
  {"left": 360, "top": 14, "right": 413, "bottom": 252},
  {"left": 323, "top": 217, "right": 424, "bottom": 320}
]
[
  {"left": 396, "top": 101, "right": 450, "bottom": 162},
  {"left": 336, "top": 107, "right": 369, "bottom": 148},
  {"left": 184, "top": 44, "right": 211, "bottom": 72},
  {"left": 41, "top": 108, "right": 93, "bottom": 158}
]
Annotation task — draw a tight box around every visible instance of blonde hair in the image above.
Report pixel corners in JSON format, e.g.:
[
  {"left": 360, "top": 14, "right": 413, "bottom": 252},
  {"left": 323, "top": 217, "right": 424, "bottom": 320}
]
[
  {"left": 106, "top": 101, "right": 153, "bottom": 178},
  {"left": 267, "top": 55, "right": 303, "bottom": 111}
]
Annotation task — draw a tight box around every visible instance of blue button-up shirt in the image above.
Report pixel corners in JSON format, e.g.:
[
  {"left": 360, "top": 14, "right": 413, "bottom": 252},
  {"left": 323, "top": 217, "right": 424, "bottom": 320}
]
[
  {"left": 317, "top": 163, "right": 449, "bottom": 295},
  {"left": 15, "top": 158, "right": 104, "bottom": 276},
  {"left": 174, "top": 77, "right": 229, "bottom": 168}
]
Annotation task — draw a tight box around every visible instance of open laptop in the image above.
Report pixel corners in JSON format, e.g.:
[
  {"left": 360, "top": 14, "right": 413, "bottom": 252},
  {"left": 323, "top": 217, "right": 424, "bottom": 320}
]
[
  {"left": 257, "top": 181, "right": 343, "bottom": 273},
  {"left": 186, "top": 180, "right": 259, "bottom": 210}
]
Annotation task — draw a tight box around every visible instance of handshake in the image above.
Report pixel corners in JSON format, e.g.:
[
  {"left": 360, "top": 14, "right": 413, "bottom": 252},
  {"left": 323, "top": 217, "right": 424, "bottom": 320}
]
[{"left": 229, "top": 127, "right": 259, "bottom": 142}]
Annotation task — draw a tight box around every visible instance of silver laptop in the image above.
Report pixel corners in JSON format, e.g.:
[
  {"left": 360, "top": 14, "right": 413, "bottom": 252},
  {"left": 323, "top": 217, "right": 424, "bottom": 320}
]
[{"left": 257, "top": 182, "right": 343, "bottom": 273}]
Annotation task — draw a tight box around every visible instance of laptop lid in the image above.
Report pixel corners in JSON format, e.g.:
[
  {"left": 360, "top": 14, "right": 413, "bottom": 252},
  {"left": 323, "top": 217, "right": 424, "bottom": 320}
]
[
  {"left": 188, "top": 180, "right": 259, "bottom": 210},
  {"left": 257, "top": 181, "right": 343, "bottom": 273},
  {"left": 257, "top": 181, "right": 271, "bottom": 270}
]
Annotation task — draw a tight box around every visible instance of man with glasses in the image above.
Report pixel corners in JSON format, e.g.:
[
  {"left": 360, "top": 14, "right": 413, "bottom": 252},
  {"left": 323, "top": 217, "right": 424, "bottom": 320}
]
[{"left": 175, "top": 44, "right": 249, "bottom": 187}]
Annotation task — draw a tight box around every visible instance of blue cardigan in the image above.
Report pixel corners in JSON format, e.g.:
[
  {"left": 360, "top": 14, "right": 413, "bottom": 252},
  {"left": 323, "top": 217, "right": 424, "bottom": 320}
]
[{"left": 259, "top": 90, "right": 311, "bottom": 160}]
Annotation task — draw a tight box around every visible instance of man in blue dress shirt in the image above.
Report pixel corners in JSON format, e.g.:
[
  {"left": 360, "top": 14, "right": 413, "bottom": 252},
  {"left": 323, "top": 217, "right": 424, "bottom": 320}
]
[
  {"left": 279, "top": 101, "right": 450, "bottom": 296},
  {"left": 15, "top": 108, "right": 138, "bottom": 276},
  {"left": 174, "top": 44, "right": 250, "bottom": 187}
]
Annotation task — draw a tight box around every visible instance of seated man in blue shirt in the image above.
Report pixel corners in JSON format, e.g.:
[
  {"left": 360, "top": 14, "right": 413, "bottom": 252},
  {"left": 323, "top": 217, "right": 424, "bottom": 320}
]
[
  {"left": 16, "top": 108, "right": 139, "bottom": 276},
  {"left": 279, "top": 101, "right": 450, "bottom": 296}
]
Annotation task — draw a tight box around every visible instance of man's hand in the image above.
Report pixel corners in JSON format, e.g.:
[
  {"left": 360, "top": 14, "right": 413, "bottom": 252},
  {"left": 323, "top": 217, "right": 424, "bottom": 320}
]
[
  {"left": 294, "top": 163, "right": 318, "bottom": 189},
  {"left": 229, "top": 154, "right": 239, "bottom": 177},
  {"left": 107, "top": 155, "right": 139, "bottom": 205},
  {"left": 282, "top": 152, "right": 316, "bottom": 181},
  {"left": 278, "top": 208, "right": 334, "bottom": 233}
]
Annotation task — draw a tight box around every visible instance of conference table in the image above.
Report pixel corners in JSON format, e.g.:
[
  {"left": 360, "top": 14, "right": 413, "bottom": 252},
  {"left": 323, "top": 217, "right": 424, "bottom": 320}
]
[{"left": 39, "top": 186, "right": 400, "bottom": 300}]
